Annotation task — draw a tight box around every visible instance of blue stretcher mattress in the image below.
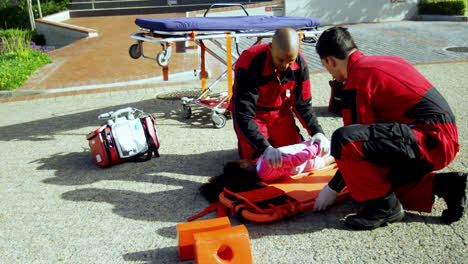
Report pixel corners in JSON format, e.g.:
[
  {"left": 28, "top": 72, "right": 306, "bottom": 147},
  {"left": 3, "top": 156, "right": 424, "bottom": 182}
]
[{"left": 135, "top": 16, "right": 321, "bottom": 32}]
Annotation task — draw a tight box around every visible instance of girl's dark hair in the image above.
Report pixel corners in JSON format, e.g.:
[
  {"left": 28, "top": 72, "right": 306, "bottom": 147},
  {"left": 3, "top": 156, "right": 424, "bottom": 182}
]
[
  {"left": 316, "top": 27, "right": 358, "bottom": 59},
  {"left": 199, "top": 160, "right": 258, "bottom": 203}
]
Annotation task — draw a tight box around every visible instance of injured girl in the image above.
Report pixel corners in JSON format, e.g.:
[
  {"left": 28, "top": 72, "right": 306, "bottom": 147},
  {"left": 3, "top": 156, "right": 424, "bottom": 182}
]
[{"left": 200, "top": 141, "right": 334, "bottom": 203}]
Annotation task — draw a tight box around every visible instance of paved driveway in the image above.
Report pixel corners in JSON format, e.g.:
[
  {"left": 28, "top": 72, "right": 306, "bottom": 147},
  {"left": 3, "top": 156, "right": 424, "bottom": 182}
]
[{"left": 0, "top": 20, "right": 467, "bottom": 263}]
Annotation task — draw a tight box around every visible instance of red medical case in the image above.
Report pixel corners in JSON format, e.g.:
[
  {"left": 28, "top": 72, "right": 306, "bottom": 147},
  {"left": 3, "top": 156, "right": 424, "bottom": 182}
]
[{"left": 86, "top": 109, "right": 160, "bottom": 167}]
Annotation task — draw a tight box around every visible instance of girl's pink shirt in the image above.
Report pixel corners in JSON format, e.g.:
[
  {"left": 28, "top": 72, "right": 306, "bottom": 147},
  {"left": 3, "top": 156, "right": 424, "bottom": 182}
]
[{"left": 257, "top": 142, "right": 323, "bottom": 181}]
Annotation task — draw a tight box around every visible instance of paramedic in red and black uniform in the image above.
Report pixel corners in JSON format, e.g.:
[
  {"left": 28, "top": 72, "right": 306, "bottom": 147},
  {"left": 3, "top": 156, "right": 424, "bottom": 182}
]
[
  {"left": 312, "top": 27, "right": 467, "bottom": 230},
  {"left": 231, "top": 27, "right": 329, "bottom": 168}
]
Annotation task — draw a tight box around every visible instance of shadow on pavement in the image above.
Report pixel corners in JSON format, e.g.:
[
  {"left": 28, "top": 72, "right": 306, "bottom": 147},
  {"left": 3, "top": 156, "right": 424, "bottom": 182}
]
[
  {"left": 122, "top": 246, "right": 181, "bottom": 264},
  {"left": 13, "top": 90, "right": 450, "bottom": 262},
  {"left": 0, "top": 98, "right": 234, "bottom": 143},
  {"left": 38, "top": 149, "right": 238, "bottom": 185},
  {"left": 36, "top": 149, "right": 238, "bottom": 223},
  {"left": 121, "top": 202, "right": 358, "bottom": 263},
  {"left": 60, "top": 185, "right": 199, "bottom": 222},
  {"left": 121, "top": 207, "right": 450, "bottom": 263},
  {"left": 313, "top": 106, "right": 341, "bottom": 118},
  {"left": 0, "top": 95, "right": 338, "bottom": 143}
]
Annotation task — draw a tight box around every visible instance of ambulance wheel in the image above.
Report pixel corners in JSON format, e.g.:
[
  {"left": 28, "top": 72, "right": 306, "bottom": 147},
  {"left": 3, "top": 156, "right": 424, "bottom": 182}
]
[
  {"left": 212, "top": 113, "right": 226, "bottom": 129},
  {"left": 183, "top": 105, "right": 192, "bottom": 119},
  {"left": 157, "top": 51, "right": 170, "bottom": 67},
  {"left": 129, "top": 44, "right": 141, "bottom": 59}
]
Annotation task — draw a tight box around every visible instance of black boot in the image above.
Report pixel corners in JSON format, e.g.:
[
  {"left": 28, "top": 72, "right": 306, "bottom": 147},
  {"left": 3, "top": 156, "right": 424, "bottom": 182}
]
[
  {"left": 345, "top": 192, "right": 405, "bottom": 230},
  {"left": 433, "top": 172, "right": 468, "bottom": 223}
]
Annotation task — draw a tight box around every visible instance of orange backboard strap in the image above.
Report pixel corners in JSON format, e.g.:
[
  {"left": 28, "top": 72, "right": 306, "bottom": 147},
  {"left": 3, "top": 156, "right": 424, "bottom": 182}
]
[
  {"left": 187, "top": 201, "right": 229, "bottom": 221},
  {"left": 199, "top": 40, "right": 207, "bottom": 93},
  {"left": 189, "top": 30, "right": 197, "bottom": 41},
  {"left": 161, "top": 44, "right": 169, "bottom": 81},
  {"left": 298, "top": 30, "right": 304, "bottom": 51},
  {"left": 188, "top": 202, "right": 219, "bottom": 221}
]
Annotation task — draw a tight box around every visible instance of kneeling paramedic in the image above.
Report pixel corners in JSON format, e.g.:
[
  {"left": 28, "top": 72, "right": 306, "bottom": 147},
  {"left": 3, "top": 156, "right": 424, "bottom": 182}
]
[
  {"left": 312, "top": 27, "right": 467, "bottom": 230},
  {"left": 231, "top": 27, "right": 329, "bottom": 168}
]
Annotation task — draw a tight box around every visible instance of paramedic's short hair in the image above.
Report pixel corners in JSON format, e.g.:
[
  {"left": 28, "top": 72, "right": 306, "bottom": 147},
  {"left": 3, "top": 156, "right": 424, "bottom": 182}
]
[
  {"left": 316, "top": 27, "right": 358, "bottom": 59},
  {"left": 272, "top": 27, "right": 299, "bottom": 52}
]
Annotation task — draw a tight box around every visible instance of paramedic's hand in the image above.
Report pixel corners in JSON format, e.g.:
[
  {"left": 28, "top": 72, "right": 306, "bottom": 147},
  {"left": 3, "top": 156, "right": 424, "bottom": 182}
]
[
  {"left": 313, "top": 185, "right": 338, "bottom": 211},
  {"left": 310, "top": 132, "right": 330, "bottom": 157},
  {"left": 264, "top": 146, "right": 289, "bottom": 169}
]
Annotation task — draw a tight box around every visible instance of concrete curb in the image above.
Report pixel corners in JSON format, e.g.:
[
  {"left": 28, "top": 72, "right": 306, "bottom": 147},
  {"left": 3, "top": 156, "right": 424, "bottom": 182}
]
[
  {"left": 0, "top": 90, "right": 44, "bottom": 99},
  {"left": 413, "top": 14, "right": 468, "bottom": 22}
]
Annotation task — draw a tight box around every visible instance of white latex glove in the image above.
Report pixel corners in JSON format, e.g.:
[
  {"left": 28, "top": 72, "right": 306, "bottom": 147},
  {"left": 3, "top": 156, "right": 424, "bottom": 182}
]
[
  {"left": 264, "top": 146, "right": 289, "bottom": 169},
  {"left": 310, "top": 132, "right": 330, "bottom": 157},
  {"left": 313, "top": 185, "right": 338, "bottom": 211}
]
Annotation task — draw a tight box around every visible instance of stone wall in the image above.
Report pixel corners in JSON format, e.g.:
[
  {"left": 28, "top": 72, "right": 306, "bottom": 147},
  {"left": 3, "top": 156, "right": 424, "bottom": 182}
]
[{"left": 285, "top": 0, "right": 420, "bottom": 25}]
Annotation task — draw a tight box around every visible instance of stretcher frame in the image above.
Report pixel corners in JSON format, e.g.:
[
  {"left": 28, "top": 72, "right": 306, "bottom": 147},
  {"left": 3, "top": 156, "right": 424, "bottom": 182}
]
[{"left": 129, "top": 4, "right": 322, "bottom": 128}]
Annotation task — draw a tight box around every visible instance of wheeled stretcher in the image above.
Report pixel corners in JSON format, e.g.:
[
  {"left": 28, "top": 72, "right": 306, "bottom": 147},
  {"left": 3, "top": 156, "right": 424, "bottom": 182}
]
[
  {"left": 129, "top": 4, "right": 322, "bottom": 128},
  {"left": 190, "top": 164, "right": 350, "bottom": 223}
]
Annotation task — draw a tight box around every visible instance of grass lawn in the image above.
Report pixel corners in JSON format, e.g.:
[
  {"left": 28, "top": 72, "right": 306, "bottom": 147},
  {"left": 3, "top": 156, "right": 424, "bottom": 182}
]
[
  {"left": 0, "top": 50, "right": 52, "bottom": 90},
  {"left": 1, "top": 29, "right": 52, "bottom": 91}
]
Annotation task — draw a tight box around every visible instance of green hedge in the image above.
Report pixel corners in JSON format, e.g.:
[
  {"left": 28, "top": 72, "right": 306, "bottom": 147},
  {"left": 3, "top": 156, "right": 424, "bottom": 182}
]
[
  {"left": 1, "top": 0, "right": 69, "bottom": 30},
  {"left": 418, "top": 0, "right": 467, "bottom": 15}
]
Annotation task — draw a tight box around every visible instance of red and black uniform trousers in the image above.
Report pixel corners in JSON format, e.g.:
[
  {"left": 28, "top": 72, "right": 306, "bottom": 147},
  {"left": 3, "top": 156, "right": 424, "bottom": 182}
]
[
  {"left": 230, "top": 43, "right": 323, "bottom": 161},
  {"left": 330, "top": 87, "right": 459, "bottom": 212}
]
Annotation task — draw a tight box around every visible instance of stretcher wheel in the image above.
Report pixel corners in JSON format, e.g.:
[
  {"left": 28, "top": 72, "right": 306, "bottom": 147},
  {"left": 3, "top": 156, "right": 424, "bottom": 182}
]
[
  {"left": 129, "top": 44, "right": 141, "bottom": 59},
  {"left": 212, "top": 113, "right": 226, "bottom": 128},
  {"left": 157, "top": 51, "right": 170, "bottom": 67},
  {"left": 199, "top": 70, "right": 210, "bottom": 79},
  {"left": 183, "top": 105, "right": 192, "bottom": 119}
]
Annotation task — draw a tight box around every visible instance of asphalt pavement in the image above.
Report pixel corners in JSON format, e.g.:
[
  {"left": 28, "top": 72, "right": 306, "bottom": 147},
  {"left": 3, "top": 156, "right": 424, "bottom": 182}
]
[{"left": 0, "top": 19, "right": 467, "bottom": 263}]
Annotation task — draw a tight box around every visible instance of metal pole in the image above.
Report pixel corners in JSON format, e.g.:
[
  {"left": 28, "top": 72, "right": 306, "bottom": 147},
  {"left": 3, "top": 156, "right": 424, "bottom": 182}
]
[
  {"left": 36, "top": 0, "right": 43, "bottom": 18},
  {"left": 27, "top": 0, "right": 36, "bottom": 30}
]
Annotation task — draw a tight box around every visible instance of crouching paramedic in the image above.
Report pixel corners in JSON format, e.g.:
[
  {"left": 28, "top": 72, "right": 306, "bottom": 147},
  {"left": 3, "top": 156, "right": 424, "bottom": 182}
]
[
  {"left": 312, "top": 27, "right": 467, "bottom": 230},
  {"left": 231, "top": 27, "right": 329, "bottom": 168}
]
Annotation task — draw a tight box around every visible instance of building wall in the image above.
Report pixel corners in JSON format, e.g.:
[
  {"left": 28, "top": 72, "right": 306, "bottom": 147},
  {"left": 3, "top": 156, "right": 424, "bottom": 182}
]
[
  {"left": 189, "top": 1, "right": 284, "bottom": 17},
  {"left": 285, "top": 0, "right": 420, "bottom": 25}
]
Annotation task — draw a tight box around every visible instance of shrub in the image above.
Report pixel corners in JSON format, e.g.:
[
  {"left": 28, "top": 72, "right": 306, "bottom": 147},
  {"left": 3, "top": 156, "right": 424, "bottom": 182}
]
[
  {"left": 1, "top": 0, "right": 70, "bottom": 30},
  {"left": 0, "top": 4, "right": 28, "bottom": 29},
  {"left": 0, "top": 28, "right": 52, "bottom": 90},
  {"left": 418, "top": 0, "right": 467, "bottom": 15},
  {"left": 0, "top": 28, "right": 32, "bottom": 54},
  {"left": 32, "top": 0, "right": 70, "bottom": 18}
]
